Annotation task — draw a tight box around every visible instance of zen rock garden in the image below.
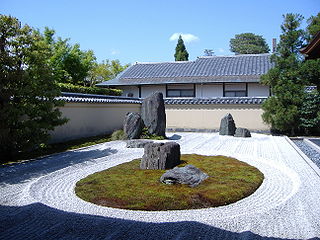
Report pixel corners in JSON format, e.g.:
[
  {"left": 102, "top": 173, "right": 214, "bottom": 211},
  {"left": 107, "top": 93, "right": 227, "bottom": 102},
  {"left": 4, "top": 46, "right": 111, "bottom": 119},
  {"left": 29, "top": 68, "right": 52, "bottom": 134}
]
[
  {"left": 219, "top": 113, "right": 251, "bottom": 137},
  {"left": 123, "top": 93, "right": 250, "bottom": 188}
]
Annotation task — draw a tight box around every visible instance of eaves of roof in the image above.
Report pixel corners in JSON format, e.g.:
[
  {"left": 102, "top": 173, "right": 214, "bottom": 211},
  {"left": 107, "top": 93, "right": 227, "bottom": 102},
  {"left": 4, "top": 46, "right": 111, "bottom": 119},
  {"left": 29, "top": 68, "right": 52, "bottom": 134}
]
[
  {"left": 300, "top": 32, "right": 320, "bottom": 55},
  {"left": 99, "top": 75, "right": 262, "bottom": 86}
]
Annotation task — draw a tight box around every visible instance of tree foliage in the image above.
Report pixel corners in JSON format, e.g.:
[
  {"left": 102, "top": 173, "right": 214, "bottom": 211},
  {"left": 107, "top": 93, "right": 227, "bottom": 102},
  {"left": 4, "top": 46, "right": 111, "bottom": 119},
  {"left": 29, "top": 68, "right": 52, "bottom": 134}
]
[
  {"left": 299, "top": 91, "right": 320, "bottom": 135},
  {"left": 306, "top": 12, "right": 320, "bottom": 42},
  {"left": 38, "top": 28, "right": 129, "bottom": 88},
  {"left": 260, "top": 13, "right": 306, "bottom": 135},
  {"left": 230, "top": 33, "right": 270, "bottom": 54},
  {"left": 174, "top": 35, "right": 189, "bottom": 61},
  {"left": 41, "top": 28, "right": 96, "bottom": 86},
  {"left": 86, "top": 59, "right": 130, "bottom": 87},
  {"left": 0, "top": 15, "right": 67, "bottom": 160}
]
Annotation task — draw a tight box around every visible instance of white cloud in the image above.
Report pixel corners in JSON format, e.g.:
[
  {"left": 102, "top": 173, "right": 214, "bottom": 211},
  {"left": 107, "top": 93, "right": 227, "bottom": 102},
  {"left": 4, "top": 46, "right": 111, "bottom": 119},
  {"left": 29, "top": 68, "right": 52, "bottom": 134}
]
[
  {"left": 169, "top": 33, "right": 199, "bottom": 43},
  {"left": 110, "top": 49, "right": 119, "bottom": 55},
  {"left": 218, "top": 48, "right": 225, "bottom": 53}
]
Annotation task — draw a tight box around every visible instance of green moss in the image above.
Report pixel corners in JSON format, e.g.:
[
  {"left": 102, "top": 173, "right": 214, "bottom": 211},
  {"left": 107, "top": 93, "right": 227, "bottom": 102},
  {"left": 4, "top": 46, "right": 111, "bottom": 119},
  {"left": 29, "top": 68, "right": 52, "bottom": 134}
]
[{"left": 75, "top": 154, "right": 264, "bottom": 211}]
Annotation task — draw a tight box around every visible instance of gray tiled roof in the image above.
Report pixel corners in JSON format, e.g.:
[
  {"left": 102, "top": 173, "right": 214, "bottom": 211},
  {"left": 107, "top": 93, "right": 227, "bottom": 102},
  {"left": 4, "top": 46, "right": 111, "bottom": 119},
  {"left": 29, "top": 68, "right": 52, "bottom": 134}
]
[
  {"left": 98, "top": 54, "right": 274, "bottom": 86},
  {"left": 56, "top": 92, "right": 141, "bottom": 104},
  {"left": 164, "top": 97, "right": 267, "bottom": 105}
]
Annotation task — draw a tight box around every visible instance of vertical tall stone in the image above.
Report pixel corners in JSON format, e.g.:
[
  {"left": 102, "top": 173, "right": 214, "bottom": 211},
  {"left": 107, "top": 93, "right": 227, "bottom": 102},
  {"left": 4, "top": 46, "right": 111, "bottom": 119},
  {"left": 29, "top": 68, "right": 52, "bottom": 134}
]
[
  {"left": 123, "top": 112, "right": 143, "bottom": 139},
  {"left": 141, "top": 92, "right": 166, "bottom": 137},
  {"left": 219, "top": 113, "right": 236, "bottom": 136}
]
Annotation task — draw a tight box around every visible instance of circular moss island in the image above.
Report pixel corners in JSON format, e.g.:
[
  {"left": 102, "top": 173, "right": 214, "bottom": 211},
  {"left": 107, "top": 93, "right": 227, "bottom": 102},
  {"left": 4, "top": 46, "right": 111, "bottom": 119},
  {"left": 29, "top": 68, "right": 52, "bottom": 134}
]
[{"left": 75, "top": 154, "right": 264, "bottom": 211}]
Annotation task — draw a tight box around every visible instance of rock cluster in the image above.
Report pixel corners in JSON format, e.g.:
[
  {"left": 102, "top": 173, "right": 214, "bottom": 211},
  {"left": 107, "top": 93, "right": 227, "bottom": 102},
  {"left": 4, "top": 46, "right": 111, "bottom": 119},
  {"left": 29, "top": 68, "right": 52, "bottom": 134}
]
[
  {"left": 140, "top": 142, "right": 180, "bottom": 170},
  {"left": 219, "top": 113, "right": 251, "bottom": 138},
  {"left": 123, "top": 92, "right": 166, "bottom": 139},
  {"left": 160, "top": 164, "right": 209, "bottom": 187}
]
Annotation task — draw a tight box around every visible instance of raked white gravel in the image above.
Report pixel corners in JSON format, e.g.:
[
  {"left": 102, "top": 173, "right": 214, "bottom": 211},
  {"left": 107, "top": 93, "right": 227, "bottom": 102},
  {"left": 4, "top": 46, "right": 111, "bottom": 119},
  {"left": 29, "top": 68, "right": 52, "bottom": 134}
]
[{"left": 0, "top": 132, "right": 320, "bottom": 240}]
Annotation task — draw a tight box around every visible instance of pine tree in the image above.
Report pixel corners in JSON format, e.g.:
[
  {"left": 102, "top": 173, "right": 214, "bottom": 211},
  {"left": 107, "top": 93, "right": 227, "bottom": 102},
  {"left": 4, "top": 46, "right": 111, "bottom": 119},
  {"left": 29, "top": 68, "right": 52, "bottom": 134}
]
[
  {"left": 174, "top": 35, "right": 189, "bottom": 61},
  {"left": 260, "top": 13, "right": 305, "bottom": 135}
]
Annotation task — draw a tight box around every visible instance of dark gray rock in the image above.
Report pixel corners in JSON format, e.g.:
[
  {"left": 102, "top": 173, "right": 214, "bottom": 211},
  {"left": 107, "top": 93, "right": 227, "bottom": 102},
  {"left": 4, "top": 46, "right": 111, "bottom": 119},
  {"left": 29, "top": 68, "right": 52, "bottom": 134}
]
[
  {"left": 160, "top": 164, "right": 209, "bottom": 187},
  {"left": 123, "top": 112, "right": 143, "bottom": 139},
  {"left": 140, "top": 142, "right": 180, "bottom": 170},
  {"left": 219, "top": 113, "right": 236, "bottom": 136},
  {"left": 234, "top": 128, "right": 251, "bottom": 138},
  {"left": 141, "top": 92, "right": 166, "bottom": 137},
  {"left": 126, "top": 139, "right": 153, "bottom": 148}
]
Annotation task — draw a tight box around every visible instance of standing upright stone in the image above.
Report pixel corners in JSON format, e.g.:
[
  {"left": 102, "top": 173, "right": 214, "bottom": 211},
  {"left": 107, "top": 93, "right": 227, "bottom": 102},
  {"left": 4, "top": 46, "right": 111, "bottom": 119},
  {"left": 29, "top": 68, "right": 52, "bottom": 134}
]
[
  {"left": 123, "top": 112, "right": 143, "bottom": 139},
  {"left": 219, "top": 113, "right": 236, "bottom": 136},
  {"left": 141, "top": 92, "right": 166, "bottom": 137},
  {"left": 140, "top": 142, "right": 181, "bottom": 170}
]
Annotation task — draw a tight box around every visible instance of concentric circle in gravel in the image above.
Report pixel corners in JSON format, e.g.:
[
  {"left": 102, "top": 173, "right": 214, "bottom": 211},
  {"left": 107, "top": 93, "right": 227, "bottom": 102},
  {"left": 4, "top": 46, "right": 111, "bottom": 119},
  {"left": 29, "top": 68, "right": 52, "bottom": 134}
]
[{"left": 28, "top": 151, "right": 300, "bottom": 223}]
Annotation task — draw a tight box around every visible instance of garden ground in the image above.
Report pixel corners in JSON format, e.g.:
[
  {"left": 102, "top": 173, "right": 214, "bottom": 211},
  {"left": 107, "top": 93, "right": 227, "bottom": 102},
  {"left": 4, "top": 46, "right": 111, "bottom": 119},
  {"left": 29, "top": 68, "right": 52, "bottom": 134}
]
[{"left": 0, "top": 132, "right": 320, "bottom": 240}]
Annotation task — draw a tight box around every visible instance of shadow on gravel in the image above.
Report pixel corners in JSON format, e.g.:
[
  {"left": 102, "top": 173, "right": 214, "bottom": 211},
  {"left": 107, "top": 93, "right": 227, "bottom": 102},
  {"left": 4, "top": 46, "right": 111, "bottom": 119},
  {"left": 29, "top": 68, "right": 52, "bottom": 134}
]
[
  {"left": 1, "top": 203, "right": 318, "bottom": 240},
  {"left": 168, "top": 134, "right": 182, "bottom": 140},
  {"left": 0, "top": 147, "right": 118, "bottom": 185}
]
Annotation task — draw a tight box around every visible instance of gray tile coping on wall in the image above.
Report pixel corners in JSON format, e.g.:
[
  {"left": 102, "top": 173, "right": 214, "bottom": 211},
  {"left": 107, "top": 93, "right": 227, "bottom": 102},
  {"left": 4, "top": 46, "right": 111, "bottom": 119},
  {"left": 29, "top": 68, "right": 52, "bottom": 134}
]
[{"left": 57, "top": 92, "right": 267, "bottom": 105}]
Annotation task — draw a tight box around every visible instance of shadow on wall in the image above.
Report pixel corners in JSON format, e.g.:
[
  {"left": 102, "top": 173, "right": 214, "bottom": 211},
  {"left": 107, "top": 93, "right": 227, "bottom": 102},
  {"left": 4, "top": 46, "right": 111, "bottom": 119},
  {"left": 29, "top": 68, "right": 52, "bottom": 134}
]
[
  {"left": 0, "top": 203, "right": 310, "bottom": 240},
  {"left": 0, "top": 147, "right": 118, "bottom": 185}
]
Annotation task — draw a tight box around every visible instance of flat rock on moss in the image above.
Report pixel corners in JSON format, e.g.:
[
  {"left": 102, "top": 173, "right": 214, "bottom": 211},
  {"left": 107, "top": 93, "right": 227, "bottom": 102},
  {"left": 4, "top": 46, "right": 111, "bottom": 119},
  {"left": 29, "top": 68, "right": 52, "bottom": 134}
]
[
  {"left": 126, "top": 139, "right": 153, "bottom": 148},
  {"left": 160, "top": 164, "right": 209, "bottom": 187}
]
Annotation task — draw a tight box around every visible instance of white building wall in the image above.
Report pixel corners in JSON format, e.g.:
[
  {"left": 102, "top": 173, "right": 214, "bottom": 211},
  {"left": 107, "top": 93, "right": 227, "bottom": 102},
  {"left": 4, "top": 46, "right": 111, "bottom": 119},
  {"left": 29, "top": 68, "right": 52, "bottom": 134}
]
[
  {"left": 114, "top": 82, "right": 269, "bottom": 98},
  {"left": 117, "top": 86, "right": 139, "bottom": 97},
  {"left": 196, "top": 84, "right": 223, "bottom": 97},
  {"left": 141, "top": 85, "right": 166, "bottom": 98},
  {"left": 50, "top": 102, "right": 141, "bottom": 143},
  {"left": 248, "top": 83, "right": 269, "bottom": 97}
]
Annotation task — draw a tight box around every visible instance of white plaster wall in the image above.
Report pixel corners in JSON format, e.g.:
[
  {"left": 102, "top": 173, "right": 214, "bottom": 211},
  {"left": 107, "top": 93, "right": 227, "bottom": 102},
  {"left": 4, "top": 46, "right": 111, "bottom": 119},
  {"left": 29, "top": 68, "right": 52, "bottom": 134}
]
[
  {"left": 166, "top": 104, "right": 270, "bottom": 131},
  {"left": 225, "top": 83, "right": 246, "bottom": 91},
  {"left": 50, "top": 102, "right": 141, "bottom": 143},
  {"left": 248, "top": 83, "right": 270, "bottom": 97},
  {"left": 141, "top": 85, "right": 166, "bottom": 98},
  {"left": 117, "top": 86, "right": 139, "bottom": 97},
  {"left": 196, "top": 84, "right": 223, "bottom": 97}
]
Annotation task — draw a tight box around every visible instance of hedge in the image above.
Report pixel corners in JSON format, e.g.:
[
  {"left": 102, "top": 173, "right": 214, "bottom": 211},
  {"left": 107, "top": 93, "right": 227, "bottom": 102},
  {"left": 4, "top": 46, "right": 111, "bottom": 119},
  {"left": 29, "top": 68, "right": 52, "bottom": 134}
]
[{"left": 58, "top": 83, "right": 122, "bottom": 96}]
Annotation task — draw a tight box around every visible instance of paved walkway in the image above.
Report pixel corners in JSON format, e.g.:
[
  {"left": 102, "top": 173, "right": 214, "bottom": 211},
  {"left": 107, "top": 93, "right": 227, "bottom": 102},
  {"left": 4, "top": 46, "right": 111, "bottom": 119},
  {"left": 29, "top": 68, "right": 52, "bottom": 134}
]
[{"left": 0, "top": 133, "right": 320, "bottom": 240}]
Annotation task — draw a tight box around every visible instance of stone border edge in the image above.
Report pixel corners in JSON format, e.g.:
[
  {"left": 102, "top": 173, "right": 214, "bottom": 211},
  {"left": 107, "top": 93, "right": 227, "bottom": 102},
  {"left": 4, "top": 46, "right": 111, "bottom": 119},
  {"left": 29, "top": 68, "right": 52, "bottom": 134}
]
[
  {"left": 303, "top": 139, "right": 320, "bottom": 154},
  {"left": 285, "top": 136, "right": 320, "bottom": 178}
]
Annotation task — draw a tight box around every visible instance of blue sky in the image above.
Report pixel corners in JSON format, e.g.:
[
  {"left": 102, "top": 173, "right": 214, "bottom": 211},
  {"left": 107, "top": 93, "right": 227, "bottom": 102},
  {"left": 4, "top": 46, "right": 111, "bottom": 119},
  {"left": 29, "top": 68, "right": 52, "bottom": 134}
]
[{"left": 1, "top": 0, "right": 319, "bottom": 65}]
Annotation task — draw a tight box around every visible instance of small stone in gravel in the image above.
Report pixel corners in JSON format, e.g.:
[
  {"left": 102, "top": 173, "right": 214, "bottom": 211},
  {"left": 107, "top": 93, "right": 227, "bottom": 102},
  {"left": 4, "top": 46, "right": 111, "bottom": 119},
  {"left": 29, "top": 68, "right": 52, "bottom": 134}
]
[{"left": 234, "top": 128, "right": 251, "bottom": 138}]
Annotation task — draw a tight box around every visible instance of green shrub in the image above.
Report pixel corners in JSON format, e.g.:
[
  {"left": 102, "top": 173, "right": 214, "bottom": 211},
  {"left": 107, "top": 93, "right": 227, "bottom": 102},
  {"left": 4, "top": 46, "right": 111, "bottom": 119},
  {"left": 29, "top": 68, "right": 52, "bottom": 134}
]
[
  {"left": 58, "top": 83, "right": 122, "bottom": 96},
  {"left": 140, "top": 127, "right": 166, "bottom": 140},
  {"left": 111, "top": 129, "right": 127, "bottom": 141}
]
